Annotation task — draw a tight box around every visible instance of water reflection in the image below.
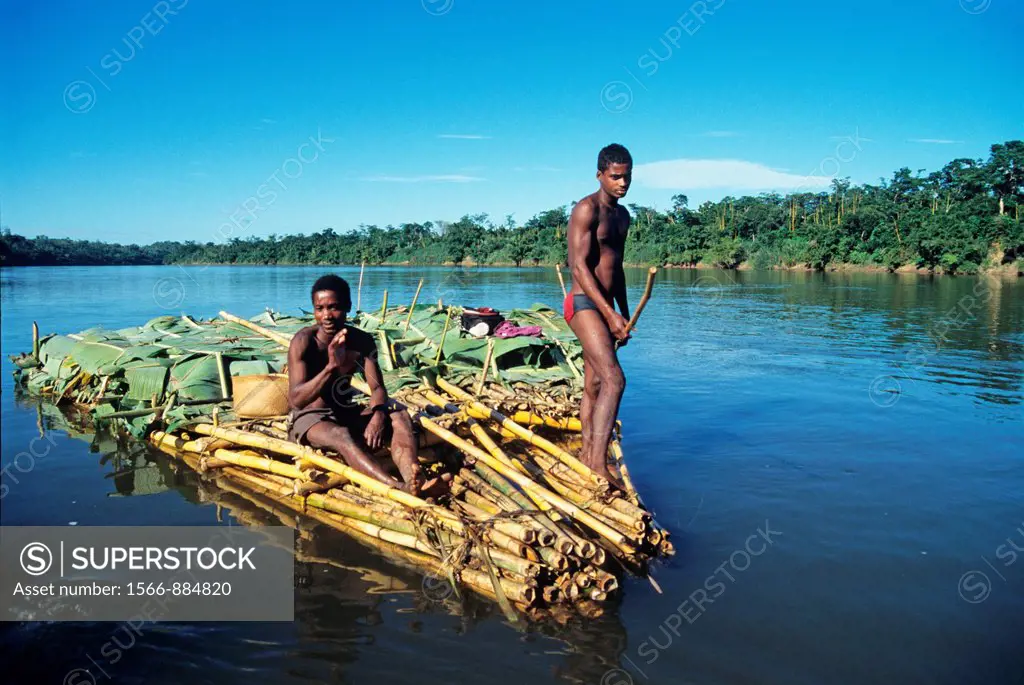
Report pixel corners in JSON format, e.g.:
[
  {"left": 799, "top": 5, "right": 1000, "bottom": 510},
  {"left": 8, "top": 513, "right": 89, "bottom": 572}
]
[{"left": 10, "top": 391, "right": 637, "bottom": 684}]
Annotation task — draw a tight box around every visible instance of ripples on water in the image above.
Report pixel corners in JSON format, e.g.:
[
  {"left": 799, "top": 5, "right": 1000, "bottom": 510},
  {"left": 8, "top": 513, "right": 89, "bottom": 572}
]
[{"left": 1, "top": 266, "right": 1021, "bottom": 684}]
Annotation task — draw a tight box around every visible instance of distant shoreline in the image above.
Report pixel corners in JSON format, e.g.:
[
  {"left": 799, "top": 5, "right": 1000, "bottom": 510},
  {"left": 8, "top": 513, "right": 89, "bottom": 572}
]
[{"left": 3, "top": 260, "right": 1020, "bottom": 277}]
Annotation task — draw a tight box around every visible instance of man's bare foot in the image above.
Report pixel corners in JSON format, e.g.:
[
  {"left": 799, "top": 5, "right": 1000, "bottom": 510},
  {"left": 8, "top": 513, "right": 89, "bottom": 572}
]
[
  {"left": 590, "top": 463, "right": 628, "bottom": 494},
  {"left": 392, "top": 449, "right": 422, "bottom": 491}
]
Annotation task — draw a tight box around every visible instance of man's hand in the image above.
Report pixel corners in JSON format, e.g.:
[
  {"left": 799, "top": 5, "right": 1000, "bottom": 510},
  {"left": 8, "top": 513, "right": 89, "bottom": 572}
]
[
  {"left": 364, "top": 410, "right": 386, "bottom": 451},
  {"left": 606, "top": 311, "right": 632, "bottom": 344},
  {"left": 326, "top": 330, "right": 356, "bottom": 373}
]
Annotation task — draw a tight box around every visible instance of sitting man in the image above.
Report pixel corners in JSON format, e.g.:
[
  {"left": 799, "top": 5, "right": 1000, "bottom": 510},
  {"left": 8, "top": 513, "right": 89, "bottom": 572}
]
[{"left": 287, "top": 274, "right": 442, "bottom": 496}]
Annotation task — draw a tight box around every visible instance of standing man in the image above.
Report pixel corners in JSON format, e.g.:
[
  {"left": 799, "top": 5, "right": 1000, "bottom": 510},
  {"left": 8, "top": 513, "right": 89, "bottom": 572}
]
[{"left": 564, "top": 143, "right": 633, "bottom": 489}]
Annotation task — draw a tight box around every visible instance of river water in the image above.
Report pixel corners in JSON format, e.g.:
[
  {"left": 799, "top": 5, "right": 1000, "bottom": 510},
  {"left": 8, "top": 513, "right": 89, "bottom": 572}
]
[{"left": 1, "top": 265, "right": 1021, "bottom": 685}]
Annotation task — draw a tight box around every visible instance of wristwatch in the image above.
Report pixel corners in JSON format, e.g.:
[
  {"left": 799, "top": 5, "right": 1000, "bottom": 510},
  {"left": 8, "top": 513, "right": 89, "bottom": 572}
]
[{"left": 370, "top": 404, "right": 388, "bottom": 415}]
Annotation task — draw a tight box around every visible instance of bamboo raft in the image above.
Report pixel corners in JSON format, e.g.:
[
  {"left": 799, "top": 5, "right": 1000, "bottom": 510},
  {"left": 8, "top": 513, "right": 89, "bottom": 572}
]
[{"left": 9, "top": 293, "right": 671, "bottom": 622}]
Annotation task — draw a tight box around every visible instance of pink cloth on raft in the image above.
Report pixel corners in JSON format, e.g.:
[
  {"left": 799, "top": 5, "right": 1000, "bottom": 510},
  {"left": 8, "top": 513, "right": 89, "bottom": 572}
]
[{"left": 493, "top": 320, "right": 543, "bottom": 338}]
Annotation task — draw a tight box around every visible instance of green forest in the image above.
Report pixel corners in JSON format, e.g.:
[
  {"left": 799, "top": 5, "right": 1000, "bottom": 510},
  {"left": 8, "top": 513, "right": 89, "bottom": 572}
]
[{"left": 3, "top": 141, "right": 1021, "bottom": 275}]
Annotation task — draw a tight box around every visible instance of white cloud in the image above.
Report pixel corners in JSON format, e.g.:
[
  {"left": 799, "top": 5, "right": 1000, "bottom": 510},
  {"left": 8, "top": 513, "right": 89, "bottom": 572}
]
[
  {"left": 634, "top": 158, "right": 833, "bottom": 191},
  {"left": 829, "top": 134, "right": 874, "bottom": 142},
  {"left": 261, "top": 118, "right": 277, "bottom": 124},
  {"left": 907, "top": 138, "right": 962, "bottom": 144},
  {"left": 361, "top": 174, "right": 484, "bottom": 183},
  {"left": 513, "top": 165, "right": 562, "bottom": 172},
  {"left": 437, "top": 134, "right": 492, "bottom": 139}
]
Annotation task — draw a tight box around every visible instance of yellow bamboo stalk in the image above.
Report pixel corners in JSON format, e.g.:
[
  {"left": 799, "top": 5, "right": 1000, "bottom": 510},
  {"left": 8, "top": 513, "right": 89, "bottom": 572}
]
[
  {"left": 609, "top": 440, "right": 640, "bottom": 505},
  {"left": 150, "top": 431, "right": 307, "bottom": 480},
  {"left": 295, "top": 474, "right": 348, "bottom": 495},
  {"left": 415, "top": 413, "right": 637, "bottom": 557},
  {"left": 32, "top": 321, "right": 39, "bottom": 360},
  {"left": 189, "top": 423, "right": 457, "bottom": 521},
  {"left": 233, "top": 468, "right": 539, "bottom": 579},
  {"left": 434, "top": 306, "right": 453, "bottom": 365},
  {"left": 476, "top": 339, "right": 495, "bottom": 395},
  {"left": 467, "top": 421, "right": 525, "bottom": 474},
  {"left": 380, "top": 289, "right": 388, "bottom": 322},
  {"left": 403, "top": 278, "right": 424, "bottom": 333},
  {"left": 215, "top": 352, "right": 230, "bottom": 399},
  {"left": 219, "top": 311, "right": 292, "bottom": 347},
  {"left": 459, "top": 488, "right": 502, "bottom": 515},
  {"left": 511, "top": 412, "right": 582, "bottom": 432},
  {"left": 526, "top": 461, "right": 643, "bottom": 536},
  {"left": 452, "top": 394, "right": 600, "bottom": 485}
]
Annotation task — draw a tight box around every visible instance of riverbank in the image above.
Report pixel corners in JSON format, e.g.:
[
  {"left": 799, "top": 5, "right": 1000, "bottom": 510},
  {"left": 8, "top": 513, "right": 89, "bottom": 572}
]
[
  {"left": 6, "top": 259, "right": 1019, "bottom": 278},
  {"left": 156, "top": 258, "right": 1023, "bottom": 278}
]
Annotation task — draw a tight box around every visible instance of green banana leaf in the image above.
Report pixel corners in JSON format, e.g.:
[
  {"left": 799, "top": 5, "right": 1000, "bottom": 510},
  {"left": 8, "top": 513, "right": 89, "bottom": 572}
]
[
  {"left": 125, "top": 365, "right": 169, "bottom": 402},
  {"left": 68, "top": 341, "right": 128, "bottom": 374},
  {"left": 229, "top": 359, "right": 272, "bottom": 376},
  {"left": 169, "top": 354, "right": 223, "bottom": 400}
]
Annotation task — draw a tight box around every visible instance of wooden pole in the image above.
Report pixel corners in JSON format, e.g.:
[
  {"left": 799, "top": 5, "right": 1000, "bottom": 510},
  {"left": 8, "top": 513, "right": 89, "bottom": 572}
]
[
  {"left": 555, "top": 264, "right": 568, "bottom": 298},
  {"left": 622, "top": 266, "right": 658, "bottom": 338},
  {"left": 380, "top": 289, "right": 389, "bottom": 322},
  {"left": 403, "top": 278, "right": 424, "bottom": 333},
  {"left": 356, "top": 260, "right": 365, "bottom": 312},
  {"left": 32, "top": 321, "right": 39, "bottom": 361}
]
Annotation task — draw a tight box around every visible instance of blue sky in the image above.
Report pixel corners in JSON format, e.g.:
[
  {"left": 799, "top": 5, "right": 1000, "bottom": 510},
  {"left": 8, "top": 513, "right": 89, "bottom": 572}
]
[{"left": 1, "top": 0, "right": 1021, "bottom": 243}]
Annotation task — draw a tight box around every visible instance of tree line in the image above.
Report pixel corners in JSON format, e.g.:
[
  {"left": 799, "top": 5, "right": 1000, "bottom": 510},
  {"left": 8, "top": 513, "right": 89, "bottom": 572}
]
[{"left": 3, "top": 141, "right": 1021, "bottom": 275}]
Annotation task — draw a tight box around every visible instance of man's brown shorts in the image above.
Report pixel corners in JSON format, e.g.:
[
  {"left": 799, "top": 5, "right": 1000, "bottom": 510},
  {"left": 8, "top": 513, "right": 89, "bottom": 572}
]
[{"left": 287, "top": 405, "right": 393, "bottom": 447}]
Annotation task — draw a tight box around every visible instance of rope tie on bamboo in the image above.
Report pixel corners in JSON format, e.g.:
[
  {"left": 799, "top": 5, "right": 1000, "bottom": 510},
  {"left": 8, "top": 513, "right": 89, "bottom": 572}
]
[
  {"left": 412, "top": 508, "right": 524, "bottom": 620},
  {"left": 413, "top": 509, "right": 465, "bottom": 601}
]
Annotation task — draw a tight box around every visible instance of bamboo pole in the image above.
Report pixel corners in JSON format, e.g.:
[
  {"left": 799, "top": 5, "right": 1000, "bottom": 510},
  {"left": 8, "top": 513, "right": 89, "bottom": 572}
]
[
  {"left": 470, "top": 423, "right": 590, "bottom": 550},
  {"left": 609, "top": 440, "right": 640, "bottom": 506},
  {"left": 32, "top": 321, "right": 39, "bottom": 360},
  {"left": 510, "top": 412, "right": 582, "bottom": 432},
  {"left": 150, "top": 431, "right": 307, "bottom": 480},
  {"left": 189, "top": 423, "right": 448, "bottom": 517},
  {"left": 471, "top": 461, "right": 574, "bottom": 555},
  {"left": 232, "top": 468, "right": 539, "bottom": 579},
  {"left": 215, "top": 352, "right": 230, "bottom": 399},
  {"left": 195, "top": 427, "right": 530, "bottom": 556},
  {"left": 521, "top": 458, "right": 643, "bottom": 537},
  {"left": 180, "top": 315, "right": 203, "bottom": 330},
  {"left": 476, "top": 339, "right": 495, "bottom": 395},
  {"left": 403, "top": 278, "right": 424, "bottom": 333},
  {"left": 219, "top": 311, "right": 292, "bottom": 347},
  {"left": 356, "top": 260, "right": 365, "bottom": 311},
  {"left": 439, "top": 378, "right": 600, "bottom": 485},
  {"left": 414, "top": 413, "right": 637, "bottom": 557},
  {"left": 380, "top": 289, "right": 389, "bottom": 322},
  {"left": 555, "top": 264, "right": 568, "bottom": 298},
  {"left": 461, "top": 425, "right": 577, "bottom": 552},
  {"left": 434, "top": 307, "right": 453, "bottom": 365}
]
